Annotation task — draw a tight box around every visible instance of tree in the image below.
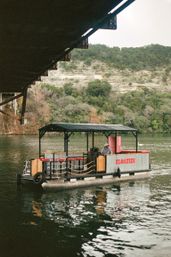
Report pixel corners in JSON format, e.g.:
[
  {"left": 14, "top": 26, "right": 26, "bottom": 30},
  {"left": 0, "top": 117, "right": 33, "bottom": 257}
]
[
  {"left": 86, "top": 80, "right": 112, "bottom": 98},
  {"left": 63, "top": 83, "right": 78, "bottom": 97}
]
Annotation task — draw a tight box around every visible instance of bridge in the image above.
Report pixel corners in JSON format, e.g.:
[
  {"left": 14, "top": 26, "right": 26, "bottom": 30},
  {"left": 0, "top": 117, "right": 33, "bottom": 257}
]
[{"left": 0, "top": 0, "right": 134, "bottom": 120}]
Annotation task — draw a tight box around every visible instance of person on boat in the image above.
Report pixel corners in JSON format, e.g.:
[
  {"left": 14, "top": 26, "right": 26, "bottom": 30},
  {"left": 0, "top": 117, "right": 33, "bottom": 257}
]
[{"left": 101, "top": 143, "right": 111, "bottom": 155}]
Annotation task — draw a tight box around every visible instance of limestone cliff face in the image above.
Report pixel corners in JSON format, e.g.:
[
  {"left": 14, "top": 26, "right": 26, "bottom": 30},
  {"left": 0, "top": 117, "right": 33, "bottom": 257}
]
[{"left": 41, "top": 60, "right": 171, "bottom": 94}]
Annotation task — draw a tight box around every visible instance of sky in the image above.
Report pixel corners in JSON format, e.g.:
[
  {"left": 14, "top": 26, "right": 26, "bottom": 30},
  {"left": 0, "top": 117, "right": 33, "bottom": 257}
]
[{"left": 89, "top": 0, "right": 171, "bottom": 48}]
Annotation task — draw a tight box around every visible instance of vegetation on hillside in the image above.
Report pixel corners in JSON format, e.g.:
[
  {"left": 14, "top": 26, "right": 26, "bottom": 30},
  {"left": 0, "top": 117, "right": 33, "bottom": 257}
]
[
  {"left": 71, "top": 44, "right": 171, "bottom": 71},
  {"left": 1, "top": 44, "right": 171, "bottom": 134},
  {"left": 25, "top": 80, "right": 171, "bottom": 134}
]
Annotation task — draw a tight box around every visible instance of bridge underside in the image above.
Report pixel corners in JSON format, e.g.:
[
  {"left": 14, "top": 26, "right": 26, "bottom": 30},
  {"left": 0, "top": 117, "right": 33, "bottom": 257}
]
[{"left": 0, "top": 0, "right": 134, "bottom": 93}]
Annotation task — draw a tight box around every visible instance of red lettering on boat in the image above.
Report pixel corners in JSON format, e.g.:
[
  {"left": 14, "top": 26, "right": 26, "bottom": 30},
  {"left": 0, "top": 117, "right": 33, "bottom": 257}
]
[{"left": 116, "top": 158, "right": 136, "bottom": 165}]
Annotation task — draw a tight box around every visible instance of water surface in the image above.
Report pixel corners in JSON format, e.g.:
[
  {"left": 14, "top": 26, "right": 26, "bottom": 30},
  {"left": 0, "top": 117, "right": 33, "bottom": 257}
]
[{"left": 0, "top": 135, "right": 170, "bottom": 257}]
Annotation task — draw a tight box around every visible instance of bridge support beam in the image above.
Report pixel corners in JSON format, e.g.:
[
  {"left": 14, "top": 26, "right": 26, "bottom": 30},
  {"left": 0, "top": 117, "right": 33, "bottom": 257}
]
[
  {"left": 0, "top": 90, "right": 28, "bottom": 124},
  {"left": 20, "top": 88, "right": 28, "bottom": 125},
  {"left": 0, "top": 93, "right": 22, "bottom": 107}
]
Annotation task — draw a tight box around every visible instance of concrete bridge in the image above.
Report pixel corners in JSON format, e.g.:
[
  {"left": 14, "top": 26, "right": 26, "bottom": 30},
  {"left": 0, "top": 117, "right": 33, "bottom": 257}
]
[{"left": 0, "top": 0, "right": 134, "bottom": 120}]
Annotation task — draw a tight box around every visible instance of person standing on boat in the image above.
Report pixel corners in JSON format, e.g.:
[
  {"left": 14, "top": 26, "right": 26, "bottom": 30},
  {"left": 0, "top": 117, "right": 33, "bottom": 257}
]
[{"left": 101, "top": 143, "right": 111, "bottom": 155}]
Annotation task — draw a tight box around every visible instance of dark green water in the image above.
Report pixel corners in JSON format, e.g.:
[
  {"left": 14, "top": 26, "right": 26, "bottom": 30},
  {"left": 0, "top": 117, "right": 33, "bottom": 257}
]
[{"left": 0, "top": 135, "right": 171, "bottom": 257}]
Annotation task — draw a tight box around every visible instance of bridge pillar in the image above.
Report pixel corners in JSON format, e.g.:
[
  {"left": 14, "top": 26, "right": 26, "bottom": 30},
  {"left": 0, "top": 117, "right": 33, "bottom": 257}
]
[{"left": 0, "top": 93, "right": 18, "bottom": 114}]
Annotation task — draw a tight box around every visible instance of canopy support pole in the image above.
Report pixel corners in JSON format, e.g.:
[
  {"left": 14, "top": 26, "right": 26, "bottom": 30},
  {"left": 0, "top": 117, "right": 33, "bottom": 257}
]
[
  {"left": 39, "top": 130, "right": 41, "bottom": 157},
  {"left": 86, "top": 132, "right": 89, "bottom": 152},
  {"left": 115, "top": 131, "right": 118, "bottom": 154},
  {"left": 92, "top": 132, "right": 94, "bottom": 148},
  {"left": 64, "top": 132, "right": 70, "bottom": 156},
  {"left": 64, "top": 132, "right": 73, "bottom": 176},
  {"left": 136, "top": 132, "right": 138, "bottom": 152},
  {"left": 132, "top": 131, "right": 138, "bottom": 152}
]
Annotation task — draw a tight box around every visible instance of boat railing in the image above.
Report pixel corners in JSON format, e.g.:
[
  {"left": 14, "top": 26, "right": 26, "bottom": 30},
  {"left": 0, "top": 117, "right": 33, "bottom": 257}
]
[
  {"left": 23, "top": 160, "right": 31, "bottom": 175},
  {"left": 28, "top": 150, "right": 150, "bottom": 180},
  {"left": 40, "top": 153, "right": 96, "bottom": 179}
]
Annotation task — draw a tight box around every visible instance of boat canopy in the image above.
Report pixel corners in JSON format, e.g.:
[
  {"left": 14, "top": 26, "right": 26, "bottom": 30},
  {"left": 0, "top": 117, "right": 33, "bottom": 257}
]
[{"left": 39, "top": 123, "right": 137, "bottom": 138}]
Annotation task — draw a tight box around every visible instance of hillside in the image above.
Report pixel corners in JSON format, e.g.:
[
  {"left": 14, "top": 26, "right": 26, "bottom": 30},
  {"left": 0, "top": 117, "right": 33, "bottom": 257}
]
[
  {"left": 1, "top": 44, "right": 171, "bottom": 134},
  {"left": 42, "top": 46, "right": 171, "bottom": 93}
]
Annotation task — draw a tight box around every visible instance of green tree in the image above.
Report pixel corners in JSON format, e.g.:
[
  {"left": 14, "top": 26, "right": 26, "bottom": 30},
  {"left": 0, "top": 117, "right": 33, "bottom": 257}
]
[
  {"left": 63, "top": 83, "right": 78, "bottom": 97},
  {"left": 86, "top": 80, "right": 111, "bottom": 98}
]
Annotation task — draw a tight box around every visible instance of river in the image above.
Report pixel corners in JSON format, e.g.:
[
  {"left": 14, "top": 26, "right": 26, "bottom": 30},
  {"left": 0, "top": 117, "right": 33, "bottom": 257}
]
[{"left": 0, "top": 135, "right": 170, "bottom": 257}]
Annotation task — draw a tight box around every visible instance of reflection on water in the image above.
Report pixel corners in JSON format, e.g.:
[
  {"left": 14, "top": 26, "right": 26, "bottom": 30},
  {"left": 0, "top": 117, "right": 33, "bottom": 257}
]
[
  {"left": 18, "top": 177, "right": 171, "bottom": 257},
  {"left": 0, "top": 135, "right": 171, "bottom": 257}
]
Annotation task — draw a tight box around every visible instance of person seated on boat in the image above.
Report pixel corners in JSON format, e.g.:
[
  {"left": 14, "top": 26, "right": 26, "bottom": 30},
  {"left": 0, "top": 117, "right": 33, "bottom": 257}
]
[
  {"left": 89, "top": 147, "right": 100, "bottom": 158},
  {"left": 101, "top": 143, "right": 111, "bottom": 155},
  {"left": 90, "top": 146, "right": 99, "bottom": 153},
  {"left": 87, "top": 147, "right": 100, "bottom": 165}
]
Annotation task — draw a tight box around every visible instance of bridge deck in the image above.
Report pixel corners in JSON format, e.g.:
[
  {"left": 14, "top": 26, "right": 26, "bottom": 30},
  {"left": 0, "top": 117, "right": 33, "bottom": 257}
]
[{"left": 0, "top": 0, "right": 134, "bottom": 93}]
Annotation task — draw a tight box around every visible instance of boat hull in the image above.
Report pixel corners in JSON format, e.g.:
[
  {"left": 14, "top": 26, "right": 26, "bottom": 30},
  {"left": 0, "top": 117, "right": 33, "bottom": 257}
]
[{"left": 39, "top": 171, "right": 150, "bottom": 191}]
